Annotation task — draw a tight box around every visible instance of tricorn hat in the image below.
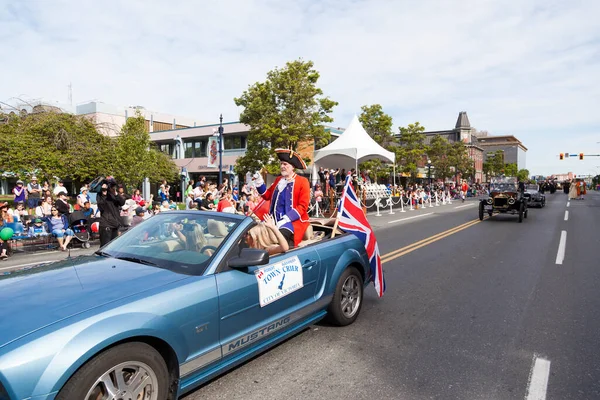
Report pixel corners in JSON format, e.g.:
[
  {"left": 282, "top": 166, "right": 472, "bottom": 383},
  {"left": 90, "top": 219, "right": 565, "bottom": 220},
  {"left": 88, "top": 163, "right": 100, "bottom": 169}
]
[{"left": 275, "top": 149, "right": 307, "bottom": 170}]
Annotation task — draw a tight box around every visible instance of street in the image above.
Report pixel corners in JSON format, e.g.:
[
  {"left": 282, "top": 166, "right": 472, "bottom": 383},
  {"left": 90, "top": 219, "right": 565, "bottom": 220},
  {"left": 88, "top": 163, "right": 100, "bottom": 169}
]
[
  {"left": 179, "top": 191, "right": 599, "bottom": 400},
  {"left": 2, "top": 192, "right": 598, "bottom": 399}
]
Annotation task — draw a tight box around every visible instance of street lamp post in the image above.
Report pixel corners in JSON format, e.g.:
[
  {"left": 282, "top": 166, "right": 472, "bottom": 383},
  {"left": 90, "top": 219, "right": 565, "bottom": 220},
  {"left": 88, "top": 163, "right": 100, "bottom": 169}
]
[
  {"left": 426, "top": 159, "right": 434, "bottom": 186},
  {"left": 218, "top": 114, "right": 224, "bottom": 187}
]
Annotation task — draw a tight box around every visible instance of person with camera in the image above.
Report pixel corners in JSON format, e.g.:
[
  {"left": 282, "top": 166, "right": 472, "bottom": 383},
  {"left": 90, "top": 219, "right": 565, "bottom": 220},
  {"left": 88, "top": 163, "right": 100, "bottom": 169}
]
[{"left": 96, "top": 178, "right": 126, "bottom": 246}]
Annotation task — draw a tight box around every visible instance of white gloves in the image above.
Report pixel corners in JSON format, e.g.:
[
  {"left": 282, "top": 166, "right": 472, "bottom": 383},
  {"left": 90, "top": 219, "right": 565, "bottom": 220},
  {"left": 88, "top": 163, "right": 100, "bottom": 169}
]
[
  {"left": 252, "top": 172, "right": 264, "bottom": 187},
  {"left": 276, "top": 215, "right": 290, "bottom": 228}
]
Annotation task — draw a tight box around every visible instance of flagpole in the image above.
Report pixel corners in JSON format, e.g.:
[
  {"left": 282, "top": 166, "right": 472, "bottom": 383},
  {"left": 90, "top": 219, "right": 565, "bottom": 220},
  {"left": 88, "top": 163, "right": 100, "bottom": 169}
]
[{"left": 331, "top": 175, "right": 350, "bottom": 238}]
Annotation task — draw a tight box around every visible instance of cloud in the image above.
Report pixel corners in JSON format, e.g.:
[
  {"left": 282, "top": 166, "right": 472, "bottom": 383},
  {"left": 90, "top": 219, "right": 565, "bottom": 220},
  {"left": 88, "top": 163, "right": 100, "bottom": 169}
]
[{"left": 1, "top": 0, "right": 599, "bottom": 175}]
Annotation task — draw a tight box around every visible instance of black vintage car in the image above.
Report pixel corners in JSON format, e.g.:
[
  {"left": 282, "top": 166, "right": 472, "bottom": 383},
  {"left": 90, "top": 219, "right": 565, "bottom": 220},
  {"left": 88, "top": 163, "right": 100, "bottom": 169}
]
[
  {"left": 524, "top": 184, "right": 546, "bottom": 208},
  {"left": 479, "top": 177, "right": 528, "bottom": 222}
]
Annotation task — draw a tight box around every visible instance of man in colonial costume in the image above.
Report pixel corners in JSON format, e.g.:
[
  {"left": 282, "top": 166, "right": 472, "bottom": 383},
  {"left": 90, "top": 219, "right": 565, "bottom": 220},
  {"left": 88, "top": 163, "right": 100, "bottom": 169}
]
[{"left": 253, "top": 149, "right": 310, "bottom": 248}]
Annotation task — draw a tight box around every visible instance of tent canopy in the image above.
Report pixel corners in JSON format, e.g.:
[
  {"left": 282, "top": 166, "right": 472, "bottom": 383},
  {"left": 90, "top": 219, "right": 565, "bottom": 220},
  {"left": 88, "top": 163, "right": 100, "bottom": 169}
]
[{"left": 313, "top": 115, "right": 395, "bottom": 170}]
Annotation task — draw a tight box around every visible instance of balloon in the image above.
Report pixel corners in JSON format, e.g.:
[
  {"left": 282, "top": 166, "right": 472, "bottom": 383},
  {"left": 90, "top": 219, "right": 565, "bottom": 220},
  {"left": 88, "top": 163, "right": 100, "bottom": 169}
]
[
  {"left": 0, "top": 227, "right": 14, "bottom": 241},
  {"left": 91, "top": 222, "right": 99, "bottom": 233}
]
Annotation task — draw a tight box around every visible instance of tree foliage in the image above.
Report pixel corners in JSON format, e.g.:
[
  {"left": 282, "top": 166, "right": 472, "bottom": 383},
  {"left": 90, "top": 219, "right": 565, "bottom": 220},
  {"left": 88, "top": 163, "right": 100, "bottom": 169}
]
[
  {"left": 449, "top": 141, "right": 473, "bottom": 179},
  {"left": 0, "top": 111, "right": 114, "bottom": 182},
  {"left": 503, "top": 163, "right": 518, "bottom": 177},
  {"left": 517, "top": 168, "right": 530, "bottom": 182},
  {"left": 359, "top": 159, "right": 392, "bottom": 183},
  {"left": 396, "top": 122, "right": 428, "bottom": 181},
  {"left": 359, "top": 104, "right": 396, "bottom": 149},
  {"left": 113, "top": 111, "right": 179, "bottom": 189},
  {"left": 483, "top": 150, "right": 505, "bottom": 178},
  {"left": 426, "top": 135, "right": 453, "bottom": 181},
  {"left": 233, "top": 59, "right": 337, "bottom": 175},
  {"left": 0, "top": 110, "right": 178, "bottom": 188}
]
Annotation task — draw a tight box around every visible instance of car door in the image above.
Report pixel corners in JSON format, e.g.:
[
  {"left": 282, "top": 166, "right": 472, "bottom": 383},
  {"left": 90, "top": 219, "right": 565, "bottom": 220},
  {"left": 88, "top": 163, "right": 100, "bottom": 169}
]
[{"left": 215, "top": 242, "right": 321, "bottom": 360}]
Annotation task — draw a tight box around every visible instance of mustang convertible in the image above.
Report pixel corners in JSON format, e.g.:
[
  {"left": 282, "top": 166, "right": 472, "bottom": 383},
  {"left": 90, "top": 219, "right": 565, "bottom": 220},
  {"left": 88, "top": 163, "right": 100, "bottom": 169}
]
[{"left": 0, "top": 212, "right": 371, "bottom": 400}]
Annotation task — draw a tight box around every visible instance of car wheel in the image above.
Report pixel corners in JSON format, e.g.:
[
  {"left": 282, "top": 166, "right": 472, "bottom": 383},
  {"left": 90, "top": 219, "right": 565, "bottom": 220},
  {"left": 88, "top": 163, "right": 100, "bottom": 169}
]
[
  {"left": 479, "top": 202, "right": 484, "bottom": 221},
  {"left": 327, "top": 266, "right": 363, "bottom": 326},
  {"left": 56, "top": 342, "right": 169, "bottom": 400},
  {"left": 83, "top": 242, "right": 91, "bottom": 249},
  {"left": 518, "top": 203, "right": 524, "bottom": 223}
]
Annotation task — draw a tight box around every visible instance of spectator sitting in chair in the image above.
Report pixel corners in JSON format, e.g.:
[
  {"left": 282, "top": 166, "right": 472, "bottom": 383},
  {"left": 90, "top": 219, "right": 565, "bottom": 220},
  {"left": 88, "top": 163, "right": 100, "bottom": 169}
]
[
  {"left": 46, "top": 207, "right": 73, "bottom": 251},
  {"left": 10, "top": 201, "right": 28, "bottom": 223},
  {"left": 28, "top": 218, "right": 49, "bottom": 237},
  {"left": 1, "top": 202, "right": 13, "bottom": 224}
]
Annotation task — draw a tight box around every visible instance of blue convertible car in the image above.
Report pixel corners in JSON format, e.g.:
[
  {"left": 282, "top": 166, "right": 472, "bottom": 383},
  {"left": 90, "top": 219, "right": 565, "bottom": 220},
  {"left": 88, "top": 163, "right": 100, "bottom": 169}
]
[{"left": 0, "top": 211, "right": 371, "bottom": 400}]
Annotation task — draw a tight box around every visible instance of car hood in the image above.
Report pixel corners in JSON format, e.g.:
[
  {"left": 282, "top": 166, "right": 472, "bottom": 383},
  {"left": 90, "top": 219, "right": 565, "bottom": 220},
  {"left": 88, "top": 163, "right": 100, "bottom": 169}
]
[{"left": 0, "top": 255, "right": 188, "bottom": 348}]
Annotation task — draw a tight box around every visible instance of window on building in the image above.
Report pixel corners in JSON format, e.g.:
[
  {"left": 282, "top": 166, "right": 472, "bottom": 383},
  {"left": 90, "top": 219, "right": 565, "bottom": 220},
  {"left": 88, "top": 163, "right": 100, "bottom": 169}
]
[
  {"left": 184, "top": 142, "right": 194, "bottom": 158},
  {"left": 224, "top": 135, "right": 243, "bottom": 150},
  {"left": 194, "top": 140, "right": 207, "bottom": 157},
  {"left": 159, "top": 143, "right": 173, "bottom": 155}
]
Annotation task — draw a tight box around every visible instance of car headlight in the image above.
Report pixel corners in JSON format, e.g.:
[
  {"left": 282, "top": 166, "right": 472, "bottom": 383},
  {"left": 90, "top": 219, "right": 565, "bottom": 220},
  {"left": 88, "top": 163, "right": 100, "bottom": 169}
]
[
  {"left": 487, "top": 198, "right": 493, "bottom": 204},
  {"left": 508, "top": 197, "right": 515, "bottom": 204}
]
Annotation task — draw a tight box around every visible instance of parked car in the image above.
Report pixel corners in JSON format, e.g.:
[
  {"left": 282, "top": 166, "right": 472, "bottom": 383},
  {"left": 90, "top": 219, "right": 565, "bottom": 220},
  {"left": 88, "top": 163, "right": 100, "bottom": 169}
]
[
  {"left": 0, "top": 211, "right": 371, "bottom": 400},
  {"left": 479, "top": 177, "right": 528, "bottom": 222},
  {"left": 524, "top": 184, "right": 546, "bottom": 208}
]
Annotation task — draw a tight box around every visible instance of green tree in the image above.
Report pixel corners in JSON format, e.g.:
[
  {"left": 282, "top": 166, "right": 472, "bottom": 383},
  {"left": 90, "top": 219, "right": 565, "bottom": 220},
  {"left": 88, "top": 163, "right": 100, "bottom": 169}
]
[
  {"left": 516, "top": 168, "right": 530, "bottom": 182},
  {"left": 113, "top": 111, "right": 178, "bottom": 189},
  {"left": 358, "top": 104, "right": 396, "bottom": 148},
  {"left": 483, "top": 150, "right": 505, "bottom": 178},
  {"left": 426, "top": 135, "right": 453, "bottom": 181},
  {"left": 503, "top": 163, "right": 518, "bottom": 177},
  {"left": 396, "top": 122, "right": 428, "bottom": 182},
  {"left": 448, "top": 141, "right": 473, "bottom": 180},
  {"left": 0, "top": 111, "right": 114, "bottom": 182},
  {"left": 359, "top": 159, "right": 392, "bottom": 183},
  {"left": 234, "top": 59, "right": 337, "bottom": 175}
]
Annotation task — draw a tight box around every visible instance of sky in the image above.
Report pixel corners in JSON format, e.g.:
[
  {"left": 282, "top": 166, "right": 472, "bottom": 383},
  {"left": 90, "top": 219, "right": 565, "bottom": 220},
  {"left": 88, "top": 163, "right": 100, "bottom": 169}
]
[{"left": 1, "top": 0, "right": 599, "bottom": 177}]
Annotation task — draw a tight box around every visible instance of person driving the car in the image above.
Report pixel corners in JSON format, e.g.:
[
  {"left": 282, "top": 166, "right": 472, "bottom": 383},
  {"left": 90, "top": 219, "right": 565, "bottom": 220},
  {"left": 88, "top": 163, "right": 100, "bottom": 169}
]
[{"left": 173, "top": 222, "right": 212, "bottom": 255}]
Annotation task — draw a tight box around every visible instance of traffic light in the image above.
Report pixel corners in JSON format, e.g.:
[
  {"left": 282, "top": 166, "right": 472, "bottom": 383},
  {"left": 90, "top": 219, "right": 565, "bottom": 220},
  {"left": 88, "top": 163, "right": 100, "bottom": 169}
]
[
  {"left": 559, "top": 153, "right": 564, "bottom": 160},
  {"left": 579, "top": 153, "right": 584, "bottom": 160}
]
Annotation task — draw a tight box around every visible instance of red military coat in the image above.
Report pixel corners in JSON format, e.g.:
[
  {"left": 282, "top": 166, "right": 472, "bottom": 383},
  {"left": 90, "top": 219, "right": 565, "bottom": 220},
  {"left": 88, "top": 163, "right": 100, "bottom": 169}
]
[{"left": 258, "top": 174, "right": 310, "bottom": 246}]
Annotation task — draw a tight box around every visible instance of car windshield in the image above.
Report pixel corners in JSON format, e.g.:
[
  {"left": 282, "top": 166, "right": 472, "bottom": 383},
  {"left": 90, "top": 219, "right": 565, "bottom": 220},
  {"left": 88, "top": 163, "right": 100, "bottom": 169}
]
[
  {"left": 99, "top": 212, "right": 241, "bottom": 274},
  {"left": 526, "top": 184, "right": 539, "bottom": 191},
  {"left": 490, "top": 177, "right": 518, "bottom": 192}
]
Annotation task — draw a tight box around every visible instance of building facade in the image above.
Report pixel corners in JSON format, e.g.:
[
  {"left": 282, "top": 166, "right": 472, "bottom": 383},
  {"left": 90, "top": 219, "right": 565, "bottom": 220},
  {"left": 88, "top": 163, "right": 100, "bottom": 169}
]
[
  {"left": 76, "top": 101, "right": 203, "bottom": 137},
  {"left": 149, "top": 121, "right": 343, "bottom": 184},
  {"left": 417, "top": 111, "right": 485, "bottom": 183},
  {"left": 475, "top": 134, "right": 528, "bottom": 170}
]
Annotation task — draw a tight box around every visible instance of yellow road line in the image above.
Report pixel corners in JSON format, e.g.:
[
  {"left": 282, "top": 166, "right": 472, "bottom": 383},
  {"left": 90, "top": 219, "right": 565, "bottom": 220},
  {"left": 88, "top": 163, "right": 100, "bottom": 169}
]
[{"left": 381, "top": 218, "right": 483, "bottom": 264}]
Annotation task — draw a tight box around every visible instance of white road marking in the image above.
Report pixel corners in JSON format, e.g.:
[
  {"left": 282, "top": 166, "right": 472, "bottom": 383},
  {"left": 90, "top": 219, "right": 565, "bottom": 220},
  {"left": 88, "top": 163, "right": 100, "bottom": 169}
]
[
  {"left": 555, "top": 230, "right": 567, "bottom": 265},
  {"left": 388, "top": 212, "right": 434, "bottom": 224},
  {"left": 526, "top": 356, "right": 551, "bottom": 400},
  {"left": 564, "top": 210, "right": 569, "bottom": 221},
  {"left": 567, "top": 202, "right": 570, "bottom": 207},
  {"left": 454, "top": 203, "right": 475, "bottom": 209}
]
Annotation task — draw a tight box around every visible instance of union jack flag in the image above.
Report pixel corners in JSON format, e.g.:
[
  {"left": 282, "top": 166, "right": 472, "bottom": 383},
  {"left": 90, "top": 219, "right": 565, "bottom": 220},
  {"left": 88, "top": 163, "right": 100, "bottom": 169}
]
[{"left": 337, "top": 175, "right": 385, "bottom": 297}]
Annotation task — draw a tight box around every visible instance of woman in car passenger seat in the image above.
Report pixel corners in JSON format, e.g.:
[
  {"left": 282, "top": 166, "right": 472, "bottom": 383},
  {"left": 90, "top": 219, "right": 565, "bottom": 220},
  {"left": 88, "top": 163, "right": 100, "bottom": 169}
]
[{"left": 246, "top": 214, "right": 289, "bottom": 256}]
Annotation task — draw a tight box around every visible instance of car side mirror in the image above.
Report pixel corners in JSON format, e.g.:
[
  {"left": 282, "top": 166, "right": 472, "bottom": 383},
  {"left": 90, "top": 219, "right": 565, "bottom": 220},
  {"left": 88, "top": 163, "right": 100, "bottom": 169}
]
[{"left": 228, "top": 248, "right": 270, "bottom": 269}]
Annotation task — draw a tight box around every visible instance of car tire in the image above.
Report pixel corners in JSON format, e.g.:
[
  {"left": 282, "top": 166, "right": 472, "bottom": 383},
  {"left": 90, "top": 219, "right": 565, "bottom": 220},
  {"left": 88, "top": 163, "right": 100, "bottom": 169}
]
[
  {"left": 327, "top": 266, "right": 364, "bottom": 326},
  {"left": 56, "top": 342, "right": 170, "bottom": 400},
  {"left": 479, "top": 202, "right": 484, "bottom": 221},
  {"left": 518, "top": 203, "right": 524, "bottom": 223}
]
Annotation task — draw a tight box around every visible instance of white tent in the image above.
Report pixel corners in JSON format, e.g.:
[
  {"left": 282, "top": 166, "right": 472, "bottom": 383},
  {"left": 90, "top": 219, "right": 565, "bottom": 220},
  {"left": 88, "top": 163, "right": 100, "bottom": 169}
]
[{"left": 313, "top": 115, "right": 396, "bottom": 171}]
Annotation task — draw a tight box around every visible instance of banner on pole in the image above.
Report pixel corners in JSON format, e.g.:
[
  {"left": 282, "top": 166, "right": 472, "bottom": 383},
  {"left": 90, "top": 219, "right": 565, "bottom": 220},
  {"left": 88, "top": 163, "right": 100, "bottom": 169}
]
[{"left": 207, "top": 137, "right": 218, "bottom": 168}]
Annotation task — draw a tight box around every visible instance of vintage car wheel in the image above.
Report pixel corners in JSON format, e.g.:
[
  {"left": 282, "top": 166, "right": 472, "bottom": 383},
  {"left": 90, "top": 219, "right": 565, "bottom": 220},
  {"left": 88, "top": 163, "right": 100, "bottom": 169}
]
[
  {"left": 327, "top": 266, "right": 363, "bottom": 326},
  {"left": 518, "top": 203, "right": 524, "bottom": 223},
  {"left": 56, "top": 342, "right": 169, "bottom": 400},
  {"left": 479, "top": 202, "right": 484, "bottom": 221}
]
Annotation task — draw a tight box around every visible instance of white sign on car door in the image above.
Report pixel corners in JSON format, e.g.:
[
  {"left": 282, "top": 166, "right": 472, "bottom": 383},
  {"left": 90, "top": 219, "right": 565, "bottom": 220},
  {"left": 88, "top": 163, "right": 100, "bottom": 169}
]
[{"left": 254, "top": 256, "right": 304, "bottom": 307}]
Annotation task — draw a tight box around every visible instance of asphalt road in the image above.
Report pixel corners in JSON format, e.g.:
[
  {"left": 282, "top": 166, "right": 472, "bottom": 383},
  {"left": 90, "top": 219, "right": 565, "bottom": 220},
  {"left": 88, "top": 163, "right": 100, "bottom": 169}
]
[
  {"left": 180, "top": 191, "right": 600, "bottom": 400},
  {"left": 3, "top": 193, "right": 597, "bottom": 399}
]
